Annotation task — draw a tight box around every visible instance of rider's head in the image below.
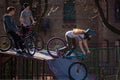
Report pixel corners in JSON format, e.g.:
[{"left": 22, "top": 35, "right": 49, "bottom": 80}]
[
  {"left": 7, "top": 6, "right": 16, "bottom": 16},
  {"left": 23, "top": 3, "right": 30, "bottom": 10},
  {"left": 84, "top": 29, "right": 96, "bottom": 40}
]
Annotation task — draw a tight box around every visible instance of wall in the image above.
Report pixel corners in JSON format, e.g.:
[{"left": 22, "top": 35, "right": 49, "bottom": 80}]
[
  {"left": 0, "top": 0, "right": 6, "bottom": 35},
  {"left": 97, "top": 0, "right": 120, "bottom": 46},
  {"left": 0, "top": 0, "right": 119, "bottom": 47},
  {"left": 45, "top": 0, "right": 99, "bottom": 46}
]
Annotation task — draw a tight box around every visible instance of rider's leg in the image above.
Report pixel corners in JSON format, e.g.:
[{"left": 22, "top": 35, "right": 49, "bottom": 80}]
[
  {"left": 8, "top": 31, "right": 20, "bottom": 49},
  {"left": 18, "top": 40, "right": 25, "bottom": 51},
  {"left": 22, "top": 26, "right": 27, "bottom": 38},
  {"left": 66, "top": 37, "right": 76, "bottom": 56},
  {"left": 8, "top": 31, "right": 25, "bottom": 53},
  {"left": 8, "top": 31, "right": 23, "bottom": 54},
  {"left": 58, "top": 36, "right": 71, "bottom": 53},
  {"left": 71, "top": 38, "right": 77, "bottom": 49},
  {"left": 66, "top": 36, "right": 76, "bottom": 50}
]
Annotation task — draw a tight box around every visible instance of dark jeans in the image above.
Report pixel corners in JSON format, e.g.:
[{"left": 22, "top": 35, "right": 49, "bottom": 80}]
[
  {"left": 8, "top": 31, "right": 25, "bottom": 50},
  {"left": 22, "top": 27, "right": 28, "bottom": 36},
  {"left": 22, "top": 26, "right": 32, "bottom": 37},
  {"left": 59, "top": 36, "right": 76, "bottom": 55}
]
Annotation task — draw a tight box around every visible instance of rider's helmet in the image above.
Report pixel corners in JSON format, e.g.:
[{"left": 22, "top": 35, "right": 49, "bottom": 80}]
[
  {"left": 23, "top": 3, "right": 30, "bottom": 9},
  {"left": 85, "top": 29, "right": 96, "bottom": 36},
  {"left": 84, "top": 29, "right": 96, "bottom": 40}
]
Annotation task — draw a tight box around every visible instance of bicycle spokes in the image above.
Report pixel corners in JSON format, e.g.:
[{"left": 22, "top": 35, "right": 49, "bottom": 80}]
[
  {"left": 26, "top": 38, "right": 36, "bottom": 56},
  {"left": 0, "top": 36, "right": 12, "bottom": 51},
  {"left": 69, "top": 62, "right": 87, "bottom": 80},
  {"left": 47, "top": 38, "right": 66, "bottom": 58}
]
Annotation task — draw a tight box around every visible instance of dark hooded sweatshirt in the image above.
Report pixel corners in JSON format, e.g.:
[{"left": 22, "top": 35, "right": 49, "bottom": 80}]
[{"left": 3, "top": 14, "right": 18, "bottom": 33}]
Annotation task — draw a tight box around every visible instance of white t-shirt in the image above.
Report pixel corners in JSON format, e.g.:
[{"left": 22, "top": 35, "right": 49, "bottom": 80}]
[
  {"left": 20, "top": 10, "right": 32, "bottom": 26},
  {"left": 65, "top": 31, "right": 84, "bottom": 40}
]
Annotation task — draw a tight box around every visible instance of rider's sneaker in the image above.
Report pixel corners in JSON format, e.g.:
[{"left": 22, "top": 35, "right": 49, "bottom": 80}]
[
  {"left": 22, "top": 49, "right": 27, "bottom": 53},
  {"left": 16, "top": 50, "right": 22, "bottom": 54}
]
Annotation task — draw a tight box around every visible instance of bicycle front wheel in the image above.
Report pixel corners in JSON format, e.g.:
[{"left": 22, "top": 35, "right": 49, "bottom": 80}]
[
  {"left": 26, "top": 37, "right": 36, "bottom": 56},
  {"left": 33, "top": 32, "right": 44, "bottom": 50},
  {"left": 68, "top": 62, "right": 87, "bottom": 80},
  {"left": 47, "top": 37, "right": 66, "bottom": 58},
  {"left": 0, "top": 36, "right": 12, "bottom": 52}
]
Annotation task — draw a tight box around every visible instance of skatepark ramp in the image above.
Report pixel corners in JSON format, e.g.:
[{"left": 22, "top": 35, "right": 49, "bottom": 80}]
[{"left": 0, "top": 50, "right": 96, "bottom": 80}]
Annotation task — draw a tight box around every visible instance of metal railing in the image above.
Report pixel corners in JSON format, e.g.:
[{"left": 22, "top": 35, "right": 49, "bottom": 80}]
[
  {"left": 84, "top": 47, "right": 120, "bottom": 80},
  {"left": 0, "top": 54, "right": 56, "bottom": 80}
]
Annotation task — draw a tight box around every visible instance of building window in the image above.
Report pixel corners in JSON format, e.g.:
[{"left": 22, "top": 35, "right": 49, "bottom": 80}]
[
  {"left": 115, "top": 0, "right": 120, "bottom": 21},
  {"left": 63, "top": 0, "right": 76, "bottom": 23}
]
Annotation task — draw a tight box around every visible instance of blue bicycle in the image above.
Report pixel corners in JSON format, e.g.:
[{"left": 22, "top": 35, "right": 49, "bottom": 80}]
[{"left": 47, "top": 37, "right": 87, "bottom": 80}]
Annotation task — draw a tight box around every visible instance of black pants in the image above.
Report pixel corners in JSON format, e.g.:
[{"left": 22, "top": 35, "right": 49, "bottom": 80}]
[
  {"left": 22, "top": 27, "right": 28, "bottom": 36},
  {"left": 8, "top": 31, "right": 24, "bottom": 50},
  {"left": 59, "top": 36, "right": 76, "bottom": 55}
]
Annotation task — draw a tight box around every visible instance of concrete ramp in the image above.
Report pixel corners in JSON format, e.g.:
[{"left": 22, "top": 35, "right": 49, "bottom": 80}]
[
  {"left": 47, "top": 58, "right": 96, "bottom": 80},
  {"left": 47, "top": 58, "right": 75, "bottom": 80},
  {"left": 0, "top": 50, "right": 96, "bottom": 80}
]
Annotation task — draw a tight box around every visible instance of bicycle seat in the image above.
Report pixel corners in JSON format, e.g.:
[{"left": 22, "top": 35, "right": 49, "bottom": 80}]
[{"left": 27, "top": 27, "right": 33, "bottom": 31}]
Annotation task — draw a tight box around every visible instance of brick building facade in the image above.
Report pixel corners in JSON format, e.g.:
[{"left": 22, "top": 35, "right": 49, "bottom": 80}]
[
  {"left": 0, "top": 0, "right": 120, "bottom": 47},
  {"left": 0, "top": 1, "right": 120, "bottom": 79}
]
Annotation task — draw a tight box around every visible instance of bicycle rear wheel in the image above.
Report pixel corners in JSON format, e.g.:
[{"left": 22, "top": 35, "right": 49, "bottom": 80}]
[
  {"left": 47, "top": 37, "right": 66, "bottom": 58},
  {"left": 26, "top": 37, "right": 36, "bottom": 56},
  {"left": 33, "top": 32, "right": 44, "bottom": 50},
  {"left": 0, "top": 36, "right": 12, "bottom": 52},
  {"left": 68, "top": 62, "right": 87, "bottom": 80}
]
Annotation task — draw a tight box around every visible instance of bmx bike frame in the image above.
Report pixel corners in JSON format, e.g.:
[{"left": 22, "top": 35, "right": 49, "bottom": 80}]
[{"left": 62, "top": 49, "right": 87, "bottom": 59}]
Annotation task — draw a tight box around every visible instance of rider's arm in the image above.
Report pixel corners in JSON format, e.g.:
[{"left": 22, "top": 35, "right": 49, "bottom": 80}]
[
  {"left": 4, "top": 16, "right": 18, "bottom": 33},
  {"left": 30, "top": 15, "right": 36, "bottom": 25},
  {"left": 30, "top": 15, "right": 34, "bottom": 22},
  {"left": 83, "top": 39, "right": 90, "bottom": 53},
  {"left": 30, "top": 11, "right": 36, "bottom": 24},
  {"left": 20, "top": 16, "right": 24, "bottom": 25},
  {"left": 20, "top": 17, "right": 26, "bottom": 26},
  {"left": 20, "top": 11, "right": 26, "bottom": 26},
  {"left": 79, "top": 40, "right": 86, "bottom": 55}
]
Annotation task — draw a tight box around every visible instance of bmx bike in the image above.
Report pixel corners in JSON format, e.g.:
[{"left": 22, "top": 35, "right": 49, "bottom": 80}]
[
  {"left": 0, "top": 33, "right": 36, "bottom": 56},
  {"left": 19, "top": 25, "right": 44, "bottom": 51},
  {"left": 47, "top": 37, "right": 87, "bottom": 80},
  {"left": 0, "top": 25, "right": 44, "bottom": 56}
]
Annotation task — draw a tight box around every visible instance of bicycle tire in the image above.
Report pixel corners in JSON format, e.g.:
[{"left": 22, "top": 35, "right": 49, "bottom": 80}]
[
  {"left": 26, "top": 37, "right": 36, "bottom": 56},
  {"left": 0, "top": 36, "right": 12, "bottom": 52},
  {"left": 33, "top": 32, "right": 44, "bottom": 50},
  {"left": 47, "top": 37, "right": 66, "bottom": 58},
  {"left": 68, "top": 62, "right": 87, "bottom": 80}
]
